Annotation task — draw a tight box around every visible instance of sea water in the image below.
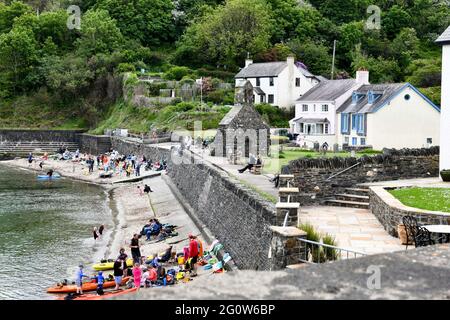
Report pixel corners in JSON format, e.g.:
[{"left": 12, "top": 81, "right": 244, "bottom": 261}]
[{"left": 0, "top": 164, "right": 113, "bottom": 300}]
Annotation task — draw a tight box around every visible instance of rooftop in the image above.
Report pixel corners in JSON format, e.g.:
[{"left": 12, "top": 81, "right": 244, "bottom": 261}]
[
  {"left": 297, "top": 79, "right": 356, "bottom": 102},
  {"left": 436, "top": 25, "right": 450, "bottom": 44},
  {"left": 235, "top": 61, "right": 317, "bottom": 79}
]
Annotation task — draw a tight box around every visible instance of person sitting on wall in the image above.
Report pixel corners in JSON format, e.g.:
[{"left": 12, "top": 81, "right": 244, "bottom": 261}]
[{"left": 238, "top": 154, "right": 257, "bottom": 173}]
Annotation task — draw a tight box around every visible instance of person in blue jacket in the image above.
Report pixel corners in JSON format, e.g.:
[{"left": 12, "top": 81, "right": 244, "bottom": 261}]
[
  {"left": 96, "top": 271, "right": 105, "bottom": 295},
  {"left": 75, "top": 264, "right": 89, "bottom": 295}
]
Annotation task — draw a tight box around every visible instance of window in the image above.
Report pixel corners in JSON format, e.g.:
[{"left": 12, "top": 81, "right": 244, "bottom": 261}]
[
  {"left": 295, "top": 78, "right": 300, "bottom": 87},
  {"left": 352, "top": 137, "right": 357, "bottom": 145},
  {"left": 299, "top": 123, "right": 304, "bottom": 133},
  {"left": 360, "top": 138, "right": 366, "bottom": 146},
  {"left": 316, "top": 124, "right": 324, "bottom": 134},
  {"left": 322, "top": 104, "right": 329, "bottom": 112},
  {"left": 404, "top": 94, "right": 410, "bottom": 101},
  {"left": 302, "top": 104, "right": 308, "bottom": 112},
  {"left": 269, "top": 77, "right": 274, "bottom": 86},
  {"left": 260, "top": 95, "right": 264, "bottom": 103},
  {"left": 352, "top": 114, "right": 357, "bottom": 130},
  {"left": 344, "top": 137, "right": 349, "bottom": 144},
  {"left": 268, "top": 94, "right": 274, "bottom": 103},
  {"left": 341, "top": 114, "right": 349, "bottom": 133},
  {"left": 427, "top": 138, "right": 432, "bottom": 144},
  {"left": 324, "top": 123, "right": 329, "bottom": 134},
  {"left": 256, "top": 78, "right": 260, "bottom": 86},
  {"left": 357, "top": 114, "right": 365, "bottom": 134}
]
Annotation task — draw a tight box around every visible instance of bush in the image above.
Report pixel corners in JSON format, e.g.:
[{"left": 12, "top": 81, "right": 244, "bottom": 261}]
[
  {"left": 163, "top": 66, "right": 192, "bottom": 81},
  {"left": 116, "top": 63, "right": 136, "bottom": 73},
  {"left": 255, "top": 103, "right": 292, "bottom": 127},
  {"left": 147, "top": 82, "right": 168, "bottom": 97},
  {"left": 172, "top": 101, "right": 196, "bottom": 112},
  {"left": 205, "top": 89, "right": 234, "bottom": 105}
]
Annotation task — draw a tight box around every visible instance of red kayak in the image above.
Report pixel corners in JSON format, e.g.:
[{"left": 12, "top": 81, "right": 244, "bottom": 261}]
[
  {"left": 47, "top": 277, "right": 130, "bottom": 294},
  {"left": 57, "top": 287, "right": 138, "bottom": 300}
]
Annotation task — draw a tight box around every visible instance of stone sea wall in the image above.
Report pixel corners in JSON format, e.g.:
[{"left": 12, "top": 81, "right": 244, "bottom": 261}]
[
  {"left": 79, "top": 134, "right": 112, "bottom": 155},
  {"left": 166, "top": 151, "right": 277, "bottom": 270},
  {"left": 282, "top": 147, "right": 440, "bottom": 205},
  {"left": 0, "top": 129, "right": 84, "bottom": 143}
]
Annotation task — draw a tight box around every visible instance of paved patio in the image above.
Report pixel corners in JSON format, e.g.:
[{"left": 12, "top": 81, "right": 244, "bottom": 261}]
[{"left": 299, "top": 206, "right": 404, "bottom": 255}]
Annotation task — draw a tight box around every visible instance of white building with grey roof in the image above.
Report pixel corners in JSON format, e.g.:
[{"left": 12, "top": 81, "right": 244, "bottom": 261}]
[
  {"left": 289, "top": 70, "right": 369, "bottom": 148},
  {"left": 234, "top": 56, "right": 321, "bottom": 110}
]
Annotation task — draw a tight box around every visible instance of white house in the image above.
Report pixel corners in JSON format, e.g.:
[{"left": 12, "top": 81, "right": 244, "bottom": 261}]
[
  {"left": 337, "top": 83, "right": 441, "bottom": 150},
  {"left": 289, "top": 70, "right": 369, "bottom": 147},
  {"left": 234, "top": 56, "right": 321, "bottom": 110},
  {"left": 436, "top": 25, "right": 450, "bottom": 172}
]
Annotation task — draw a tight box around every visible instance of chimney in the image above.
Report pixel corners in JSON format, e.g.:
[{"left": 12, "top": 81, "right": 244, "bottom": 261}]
[
  {"left": 287, "top": 55, "right": 295, "bottom": 66},
  {"left": 245, "top": 59, "right": 253, "bottom": 68},
  {"left": 356, "top": 69, "right": 370, "bottom": 85}
]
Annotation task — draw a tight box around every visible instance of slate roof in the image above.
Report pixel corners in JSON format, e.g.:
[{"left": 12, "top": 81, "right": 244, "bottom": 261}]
[
  {"left": 235, "top": 62, "right": 317, "bottom": 78},
  {"left": 219, "top": 105, "right": 243, "bottom": 126},
  {"left": 436, "top": 25, "right": 450, "bottom": 44},
  {"left": 337, "top": 83, "right": 406, "bottom": 114},
  {"left": 291, "top": 117, "right": 329, "bottom": 123},
  {"left": 297, "top": 79, "right": 356, "bottom": 102},
  {"left": 254, "top": 87, "right": 265, "bottom": 95}
]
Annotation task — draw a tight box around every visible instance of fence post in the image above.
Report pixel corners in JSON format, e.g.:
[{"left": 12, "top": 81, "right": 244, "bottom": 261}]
[{"left": 269, "top": 226, "right": 307, "bottom": 270}]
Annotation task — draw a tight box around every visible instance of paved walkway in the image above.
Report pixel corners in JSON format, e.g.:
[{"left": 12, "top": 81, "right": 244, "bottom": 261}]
[
  {"left": 361, "top": 177, "right": 449, "bottom": 188},
  {"left": 299, "top": 206, "right": 404, "bottom": 255}
]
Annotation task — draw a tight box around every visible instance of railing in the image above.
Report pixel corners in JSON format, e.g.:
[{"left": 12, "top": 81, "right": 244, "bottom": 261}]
[
  {"left": 326, "top": 161, "right": 361, "bottom": 181},
  {"left": 298, "top": 238, "right": 366, "bottom": 264}
]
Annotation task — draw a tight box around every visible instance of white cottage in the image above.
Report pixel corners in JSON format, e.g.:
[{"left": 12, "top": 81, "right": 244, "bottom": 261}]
[
  {"left": 337, "top": 83, "right": 440, "bottom": 150},
  {"left": 234, "top": 56, "right": 321, "bottom": 110},
  {"left": 289, "top": 70, "right": 369, "bottom": 147},
  {"left": 436, "top": 26, "right": 450, "bottom": 172}
]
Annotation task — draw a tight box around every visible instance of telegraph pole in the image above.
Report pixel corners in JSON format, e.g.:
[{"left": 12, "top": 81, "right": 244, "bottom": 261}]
[{"left": 331, "top": 40, "right": 336, "bottom": 80}]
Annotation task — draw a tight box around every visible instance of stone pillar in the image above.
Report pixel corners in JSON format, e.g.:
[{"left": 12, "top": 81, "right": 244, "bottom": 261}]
[
  {"left": 268, "top": 226, "right": 307, "bottom": 270},
  {"left": 275, "top": 202, "right": 300, "bottom": 226}
]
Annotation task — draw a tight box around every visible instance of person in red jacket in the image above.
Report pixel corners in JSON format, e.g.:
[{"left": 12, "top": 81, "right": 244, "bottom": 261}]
[{"left": 188, "top": 234, "right": 199, "bottom": 276}]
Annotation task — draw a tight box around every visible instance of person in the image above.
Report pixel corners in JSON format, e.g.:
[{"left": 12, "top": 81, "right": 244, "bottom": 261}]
[
  {"left": 118, "top": 248, "right": 128, "bottom": 261},
  {"left": 141, "top": 268, "right": 150, "bottom": 287},
  {"left": 93, "top": 227, "right": 99, "bottom": 240},
  {"left": 27, "top": 153, "right": 33, "bottom": 166},
  {"left": 47, "top": 169, "right": 54, "bottom": 177},
  {"left": 148, "top": 264, "right": 157, "bottom": 285},
  {"left": 132, "top": 263, "right": 142, "bottom": 289},
  {"left": 135, "top": 162, "right": 141, "bottom": 177},
  {"left": 270, "top": 174, "right": 280, "bottom": 188},
  {"left": 39, "top": 161, "right": 44, "bottom": 170},
  {"left": 113, "top": 257, "right": 125, "bottom": 290},
  {"left": 238, "top": 153, "right": 257, "bottom": 173},
  {"left": 158, "top": 246, "right": 173, "bottom": 263},
  {"left": 144, "top": 184, "right": 153, "bottom": 194},
  {"left": 98, "top": 225, "right": 104, "bottom": 236},
  {"left": 130, "top": 234, "right": 141, "bottom": 264},
  {"left": 188, "top": 234, "right": 199, "bottom": 276},
  {"left": 75, "top": 264, "right": 89, "bottom": 295},
  {"left": 88, "top": 157, "right": 94, "bottom": 173},
  {"left": 137, "top": 186, "right": 143, "bottom": 196},
  {"left": 96, "top": 271, "right": 105, "bottom": 295}
]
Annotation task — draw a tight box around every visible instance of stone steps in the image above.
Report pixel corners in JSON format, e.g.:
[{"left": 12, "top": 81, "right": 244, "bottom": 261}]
[
  {"left": 335, "top": 193, "right": 370, "bottom": 202},
  {"left": 0, "top": 141, "right": 80, "bottom": 155},
  {"left": 325, "top": 199, "right": 370, "bottom": 209},
  {"left": 345, "top": 187, "right": 370, "bottom": 195}
]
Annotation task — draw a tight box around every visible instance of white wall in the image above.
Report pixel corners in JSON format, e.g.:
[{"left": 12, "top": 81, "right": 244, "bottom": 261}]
[
  {"left": 440, "top": 45, "right": 450, "bottom": 171},
  {"left": 291, "top": 101, "right": 337, "bottom": 134},
  {"left": 366, "top": 86, "right": 440, "bottom": 150}
]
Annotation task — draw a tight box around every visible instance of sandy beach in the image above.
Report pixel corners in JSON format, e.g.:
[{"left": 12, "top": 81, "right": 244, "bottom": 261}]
[{"left": 1, "top": 156, "right": 213, "bottom": 291}]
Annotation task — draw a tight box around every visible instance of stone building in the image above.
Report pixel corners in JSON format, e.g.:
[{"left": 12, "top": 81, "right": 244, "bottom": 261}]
[{"left": 214, "top": 81, "right": 270, "bottom": 158}]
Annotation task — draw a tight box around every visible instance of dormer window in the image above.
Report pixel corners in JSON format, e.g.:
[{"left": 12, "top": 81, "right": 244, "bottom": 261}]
[
  {"left": 368, "top": 91, "right": 374, "bottom": 104},
  {"left": 352, "top": 92, "right": 364, "bottom": 104}
]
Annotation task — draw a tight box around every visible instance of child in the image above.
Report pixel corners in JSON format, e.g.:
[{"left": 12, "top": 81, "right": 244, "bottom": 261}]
[
  {"left": 132, "top": 263, "right": 142, "bottom": 289},
  {"left": 96, "top": 271, "right": 105, "bottom": 295}
]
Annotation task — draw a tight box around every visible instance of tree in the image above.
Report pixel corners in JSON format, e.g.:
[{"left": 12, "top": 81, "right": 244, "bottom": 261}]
[
  {"left": 287, "top": 39, "right": 332, "bottom": 76},
  {"left": 406, "top": 58, "right": 441, "bottom": 88},
  {"left": 0, "top": 26, "right": 38, "bottom": 97},
  {"left": 175, "top": 0, "right": 272, "bottom": 68},
  {"left": 382, "top": 5, "right": 412, "bottom": 39},
  {"left": 75, "top": 9, "right": 124, "bottom": 56},
  {"left": 0, "top": 1, "right": 32, "bottom": 34},
  {"left": 338, "top": 21, "right": 365, "bottom": 67},
  {"left": 94, "top": 0, "right": 175, "bottom": 46}
]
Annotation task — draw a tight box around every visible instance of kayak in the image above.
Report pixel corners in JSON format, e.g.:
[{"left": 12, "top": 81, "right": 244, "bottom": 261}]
[
  {"left": 57, "top": 287, "right": 138, "bottom": 300},
  {"left": 47, "top": 277, "right": 130, "bottom": 294},
  {"left": 92, "top": 256, "right": 153, "bottom": 271},
  {"left": 37, "top": 174, "right": 61, "bottom": 180}
]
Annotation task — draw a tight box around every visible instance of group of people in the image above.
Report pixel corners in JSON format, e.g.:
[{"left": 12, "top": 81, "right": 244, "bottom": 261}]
[{"left": 92, "top": 225, "right": 105, "bottom": 240}]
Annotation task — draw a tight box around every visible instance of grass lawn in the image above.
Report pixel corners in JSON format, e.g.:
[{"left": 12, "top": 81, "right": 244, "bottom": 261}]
[
  {"left": 389, "top": 188, "right": 450, "bottom": 212},
  {"left": 262, "top": 146, "right": 381, "bottom": 174}
]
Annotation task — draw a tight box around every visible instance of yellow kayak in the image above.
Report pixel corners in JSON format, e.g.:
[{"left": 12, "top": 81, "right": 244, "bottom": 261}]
[{"left": 92, "top": 256, "right": 154, "bottom": 271}]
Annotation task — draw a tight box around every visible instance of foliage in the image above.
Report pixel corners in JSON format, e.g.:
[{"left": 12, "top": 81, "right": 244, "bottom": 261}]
[
  {"left": 163, "top": 66, "right": 192, "bottom": 81},
  {"left": 255, "top": 103, "right": 293, "bottom": 128}
]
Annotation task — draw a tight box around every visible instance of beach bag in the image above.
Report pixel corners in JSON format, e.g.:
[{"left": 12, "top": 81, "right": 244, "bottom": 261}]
[
  {"left": 203, "top": 264, "right": 213, "bottom": 270},
  {"left": 176, "top": 272, "right": 184, "bottom": 280},
  {"left": 198, "top": 239, "right": 204, "bottom": 257},
  {"left": 208, "top": 258, "right": 218, "bottom": 265},
  {"left": 177, "top": 256, "right": 185, "bottom": 265}
]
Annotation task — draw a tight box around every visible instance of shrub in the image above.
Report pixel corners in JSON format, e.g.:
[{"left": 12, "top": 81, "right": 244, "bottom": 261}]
[
  {"left": 117, "top": 63, "right": 136, "bottom": 73},
  {"left": 205, "top": 89, "right": 234, "bottom": 105},
  {"left": 147, "top": 82, "right": 168, "bottom": 97},
  {"left": 163, "top": 66, "right": 192, "bottom": 81},
  {"left": 255, "top": 103, "right": 292, "bottom": 127}
]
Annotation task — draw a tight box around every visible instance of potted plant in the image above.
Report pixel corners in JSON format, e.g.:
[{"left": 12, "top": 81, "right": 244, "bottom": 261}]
[{"left": 440, "top": 169, "right": 450, "bottom": 182}]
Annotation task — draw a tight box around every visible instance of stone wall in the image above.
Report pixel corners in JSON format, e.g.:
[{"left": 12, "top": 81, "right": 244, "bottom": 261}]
[
  {"left": 282, "top": 147, "right": 440, "bottom": 205},
  {"left": 369, "top": 186, "right": 450, "bottom": 239},
  {"left": 0, "top": 129, "right": 84, "bottom": 143},
  {"left": 79, "top": 134, "right": 112, "bottom": 155},
  {"left": 166, "top": 150, "right": 277, "bottom": 270},
  {"left": 110, "top": 137, "right": 170, "bottom": 161}
]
